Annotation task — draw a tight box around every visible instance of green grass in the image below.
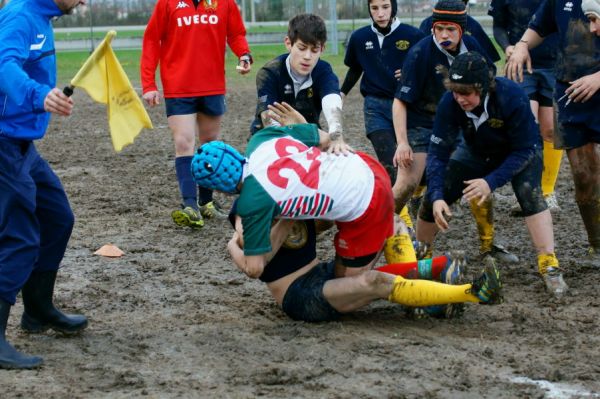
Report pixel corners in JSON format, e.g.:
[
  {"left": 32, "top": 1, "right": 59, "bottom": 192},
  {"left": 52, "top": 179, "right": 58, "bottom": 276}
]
[{"left": 56, "top": 43, "right": 348, "bottom": 88}]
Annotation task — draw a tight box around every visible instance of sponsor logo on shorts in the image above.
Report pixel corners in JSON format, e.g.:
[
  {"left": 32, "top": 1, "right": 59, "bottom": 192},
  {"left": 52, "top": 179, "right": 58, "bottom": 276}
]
[
  {"left": 400, "top": 86, "right": 411, "bottom": 93},
  {"left": 430, "top": 135, "right": 442, "bottom": 144}
]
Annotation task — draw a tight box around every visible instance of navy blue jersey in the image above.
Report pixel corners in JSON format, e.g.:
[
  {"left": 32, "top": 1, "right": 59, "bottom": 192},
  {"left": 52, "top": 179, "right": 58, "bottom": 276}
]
[
  {"left": 251, "top": 54, "right": 340, "bottom": 133},
  {"left": 344, "top": 23, "right": 425, "bottom": 98},
  {"left": 395, "top": 35, "right": 496, "bottom": 129},
  {"left": 427, "top": 78, "right": 540, "bottom": 201},
  {"left": 488, "top": 0, "right": 558, "bottom": 69},
  {"left": 529, "top": 0, "right": 600, "bottom": 82},
  {"left": 419, "top": 15, "right": 501, "bottom": 63}
]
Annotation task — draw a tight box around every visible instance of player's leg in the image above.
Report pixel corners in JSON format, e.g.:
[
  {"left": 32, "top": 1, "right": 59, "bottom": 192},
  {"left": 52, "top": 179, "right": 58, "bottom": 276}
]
[{"left": 166, "top": 97, "right": 203, "bottom": 228}]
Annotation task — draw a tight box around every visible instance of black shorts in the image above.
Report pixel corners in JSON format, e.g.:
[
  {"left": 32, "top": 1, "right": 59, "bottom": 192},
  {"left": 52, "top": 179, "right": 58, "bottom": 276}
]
[{"left": 281, "top": 261, "right": 341, "bottom": 322}]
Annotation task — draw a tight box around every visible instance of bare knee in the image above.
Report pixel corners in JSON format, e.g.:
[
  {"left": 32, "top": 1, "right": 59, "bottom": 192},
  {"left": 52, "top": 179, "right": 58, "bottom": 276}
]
[{"left": 172, "top": 131, "right": 195, "bottom": 155}]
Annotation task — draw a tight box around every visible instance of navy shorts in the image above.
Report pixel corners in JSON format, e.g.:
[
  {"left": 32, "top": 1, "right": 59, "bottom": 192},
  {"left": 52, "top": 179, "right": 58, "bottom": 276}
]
[
  {"left": 363, "top": 95, "right": 394, "bottom": 135},
  {"left": 419, "top": 143, "right": 547, "bottom": 220},
  {"left": 407, "top": 126, "right": 432, "bottom": 153},
  {"left": 165, "top": 95, "right": 227, "bottom": 117},
  {"left": 518, "top": 68, "right": 555, "bottom": 106},
  {"left": 553, "top": 81, "right": 600, "bottom": 150},
  {"left": 281, "top": 261, "right": 341, "bottom": 322}
]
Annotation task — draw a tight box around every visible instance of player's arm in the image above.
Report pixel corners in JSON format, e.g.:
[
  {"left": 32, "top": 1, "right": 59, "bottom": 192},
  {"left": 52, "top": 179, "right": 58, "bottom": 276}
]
[{"left": 228, "top": 218, "right": 295, "bottom": 279}]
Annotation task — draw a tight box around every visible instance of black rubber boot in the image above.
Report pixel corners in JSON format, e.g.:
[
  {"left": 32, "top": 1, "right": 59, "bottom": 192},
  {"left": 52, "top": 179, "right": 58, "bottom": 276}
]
[
  {"left": 0, "top": 299, "right": 43, "bottom": 369},
  {"left": 20, "top": 270, "right": 88, "bottom": 334}
]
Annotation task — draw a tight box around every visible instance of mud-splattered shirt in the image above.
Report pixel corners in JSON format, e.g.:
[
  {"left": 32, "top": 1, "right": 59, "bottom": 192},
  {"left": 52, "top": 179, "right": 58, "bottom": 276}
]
[
  {"left": 427, "top": 78, "right": 540, "bottom": 201},
  {"left": 395, "top": 35, "right": 496, "bottom": 129},
  {"left": 488, "top": 0, "right": 558, "bottom": 69},
  {"left": 237, "top": 124, "right": 375, "bottom": 255},
  {"left": 419, "top": 15, "right": 501, "bottom": 63},
  {"left": 343, "top": 22, "right": 424, "bottom": 98},
  {"left": 529, "top": 0, "right": 600, "bottom": 82},
  {"left": 251, "top": 54, "right": 339, "bottom": 134}
]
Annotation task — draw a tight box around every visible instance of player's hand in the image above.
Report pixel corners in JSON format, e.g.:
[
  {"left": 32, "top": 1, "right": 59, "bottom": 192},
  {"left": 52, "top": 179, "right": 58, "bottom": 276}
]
[
  {"left": 267, "top": 102, "right": 307, "bottom": 125},
  {"left": 394, "top": 142, "right": 413, "bottom": 168},
  {"left": 504, "top": 42, "right": 531, "bottom": 82},
  {"left": 142, "top": 90, "right": 160, "bottom": 107},
  {"left": 504, "top": 45, "right": 515, "bottom": 59},
  {"left": 237, "top": 54, "right": 252, "bottom": 75},
  {"left": 327, "top": 134, "right": 353, "bottom": 156},
  {"left": 432, "top": 199, "right": 452, "bottom": 231},
  {"left": 462, "top": 178, "right": 491, "bottom": 205},
  {"left": 566, "top": 72, "right": 600, "bottom": 103},
  {"left": 44, "top": 88, "right": 73, "bottom": 116}
]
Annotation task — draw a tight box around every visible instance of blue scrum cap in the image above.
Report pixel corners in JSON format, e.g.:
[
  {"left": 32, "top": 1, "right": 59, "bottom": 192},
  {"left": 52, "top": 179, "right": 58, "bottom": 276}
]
[{"left": 191, "top": 141, "right": 246, "bottom": 194}]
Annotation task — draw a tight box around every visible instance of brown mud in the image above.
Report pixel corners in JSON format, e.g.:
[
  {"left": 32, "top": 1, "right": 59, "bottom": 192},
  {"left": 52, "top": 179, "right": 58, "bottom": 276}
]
[{"left": 2, "top": 85, "right": 600, "bottom": 398}]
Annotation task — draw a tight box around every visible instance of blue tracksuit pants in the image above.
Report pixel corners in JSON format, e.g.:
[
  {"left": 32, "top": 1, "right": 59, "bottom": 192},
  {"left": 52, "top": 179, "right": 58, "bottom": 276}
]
[{"left": 0, "top": 137, "right": 74, "bottom": 304}]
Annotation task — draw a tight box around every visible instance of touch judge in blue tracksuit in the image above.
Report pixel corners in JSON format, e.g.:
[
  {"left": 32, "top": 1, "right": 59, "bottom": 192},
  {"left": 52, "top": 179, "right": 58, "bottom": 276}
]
[{"left": 0, "top": 0, "right": 88, "bottom": 369}]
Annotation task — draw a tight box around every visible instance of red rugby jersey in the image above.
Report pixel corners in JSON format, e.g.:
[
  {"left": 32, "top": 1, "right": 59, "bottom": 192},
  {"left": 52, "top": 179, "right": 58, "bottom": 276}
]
[{"left": 141, "top": 0, "right": 250, "bottom": 98}]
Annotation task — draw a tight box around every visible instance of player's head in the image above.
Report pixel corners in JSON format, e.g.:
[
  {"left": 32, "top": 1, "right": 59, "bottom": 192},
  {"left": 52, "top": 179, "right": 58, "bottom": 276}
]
[
  {"left": 191, "top": 141, "right": 246, "bottom": 194},
  {"left": 368, "top": 0, "right": 398, "bottom": 31},
  {"left": 583, "top": 0, "right": 600, "bottom": 36},
  {"left": 432, "top": 0, "right": 467, "bottom": 50},
  {"left": 444, "top": 51, "right": 494, "bottom": 111},
  {"left": 285, "top": 14, "right": 327, "bottom": 77}
]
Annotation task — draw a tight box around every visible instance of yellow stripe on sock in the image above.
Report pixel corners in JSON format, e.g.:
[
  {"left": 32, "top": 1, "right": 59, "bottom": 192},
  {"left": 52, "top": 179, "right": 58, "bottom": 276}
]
[
  {"left": 388, "top": 275, "right": 479, "bottom": 306},
  {"left": 538, "top": 253, "right": 559, "bottom": 275},
  {"left": 542, "top": 140, "right": 563, "bottom": 197}
]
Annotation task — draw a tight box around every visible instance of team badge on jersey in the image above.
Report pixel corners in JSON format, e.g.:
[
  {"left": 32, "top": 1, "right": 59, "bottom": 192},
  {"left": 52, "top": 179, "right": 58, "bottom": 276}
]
[
  {"left": 203, "top": 0, "right": 218, "bottom": 11},
  {"left": 307, "top": 88, "right": 313, "bottom": 98},
  {"left": 396, "top": 40, "right": 409, "bottom": 50},
  {"left": 488, "top": 118, "right": 504, "bottom": 128}
]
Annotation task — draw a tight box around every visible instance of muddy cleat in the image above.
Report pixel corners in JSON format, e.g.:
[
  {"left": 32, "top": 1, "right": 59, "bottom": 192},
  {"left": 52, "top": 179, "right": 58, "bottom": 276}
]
[
  {"left": 481, "top": 244, "right": 519, "bottom": 264},
  {"left": 171, "top": 206, "right": 204, "bottom": 228},
  {"left": 425, "top": 251, "right": 466, "bottom": 318},
  {"left": 471, "top": 258, "right": 503, "bottom": 304},
  {"left": 200, "top": 201, "right": 228, "bottom": 219},
  {"left": 544, "top": 192, "right": 561, "bottom": 212},
  {"left": 542, "top": 267, "right": 568, "bottom": 299}
]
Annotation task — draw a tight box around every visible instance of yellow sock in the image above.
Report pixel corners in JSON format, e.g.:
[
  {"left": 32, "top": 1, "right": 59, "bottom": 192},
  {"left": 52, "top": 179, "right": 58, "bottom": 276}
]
[
  {"left": 470, "top": 198, "right": 494, "bottom": 253},
  {"left": 538, "top": 253, "right": 559, "bottom": 275},
  {"left": 542, "top": 140, "right": 563, "bottom": 197},
  {"left": 388, "top": 275, "right": 479, "bottom": 306},
  {"left": 384, "top": 233, "right": 417, "bottom": 263},
  {"left": 398, "top": 205, "right": 413, "bottom": 230}
]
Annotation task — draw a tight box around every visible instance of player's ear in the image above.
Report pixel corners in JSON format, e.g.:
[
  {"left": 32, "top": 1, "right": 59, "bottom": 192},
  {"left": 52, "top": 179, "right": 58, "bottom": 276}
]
[{"left": 284, "top": 36, "right": 292, "bottom": 51}]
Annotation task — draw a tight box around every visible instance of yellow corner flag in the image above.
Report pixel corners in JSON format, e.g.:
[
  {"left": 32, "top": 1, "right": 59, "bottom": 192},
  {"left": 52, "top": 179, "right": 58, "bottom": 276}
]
[{"left": 70, "top": 31, "right": 153, "bottom": 152}]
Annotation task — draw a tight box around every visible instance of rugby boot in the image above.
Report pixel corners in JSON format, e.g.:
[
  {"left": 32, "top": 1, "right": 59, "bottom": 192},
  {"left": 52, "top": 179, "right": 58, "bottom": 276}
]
[
  {"left": 538, "top": 253, "right": 568, "bottom": 299},
  {"left": 200, "top": 201, "right": 228, "bottom": 219},
  {"left": 481, "top": 244, "right": 519, "bottom": 264},
  {"left": 470, "top": 257, "right": 503, "bottom": 305},
  {"left": 171, "top": 206, "right": 204, "bottom": 228},
  {"left": 0, "top": 299, "right": 43, "bottom": 369},
  {"left": 20, "top": 271, "right": 88, "bottom": 334}
]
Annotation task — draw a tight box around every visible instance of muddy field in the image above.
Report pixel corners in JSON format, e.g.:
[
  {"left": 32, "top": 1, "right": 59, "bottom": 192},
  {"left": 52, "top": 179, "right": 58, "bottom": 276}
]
[{"left": 2, "top": 82, "right": 600, "bottom": 399}]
